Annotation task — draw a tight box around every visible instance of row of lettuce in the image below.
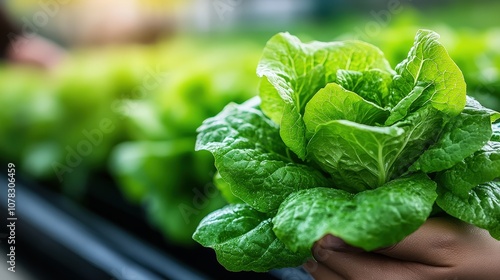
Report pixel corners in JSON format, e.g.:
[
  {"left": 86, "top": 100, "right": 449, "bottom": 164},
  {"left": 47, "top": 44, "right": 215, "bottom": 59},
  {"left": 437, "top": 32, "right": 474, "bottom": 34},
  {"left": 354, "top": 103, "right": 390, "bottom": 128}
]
[
  {"left": 0, "top": 37, "right": 260, "bottom": 244},
  {"left": 0, "top": 28, "right": 499, "bottom": 244}
]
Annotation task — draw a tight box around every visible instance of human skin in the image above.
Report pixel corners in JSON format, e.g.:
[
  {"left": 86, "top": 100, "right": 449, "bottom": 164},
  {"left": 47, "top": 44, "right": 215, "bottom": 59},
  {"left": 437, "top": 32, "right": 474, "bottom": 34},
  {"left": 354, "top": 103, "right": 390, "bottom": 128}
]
[
  {"left": 6, "top": 35, "right": 65, "bottom": 69},
  {"left": 1, "top": 8, "right": 65, "bottom": 69},
  {"left": 304, "top": 217, "right": 500, "bottom": 280}
]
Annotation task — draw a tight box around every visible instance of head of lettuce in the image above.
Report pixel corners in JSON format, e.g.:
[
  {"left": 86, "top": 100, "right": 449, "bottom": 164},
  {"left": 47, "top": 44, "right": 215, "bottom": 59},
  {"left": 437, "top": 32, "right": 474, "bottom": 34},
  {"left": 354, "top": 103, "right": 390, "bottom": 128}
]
[{"left": 192, "top": 29, "right": 500, "bottom": 272}]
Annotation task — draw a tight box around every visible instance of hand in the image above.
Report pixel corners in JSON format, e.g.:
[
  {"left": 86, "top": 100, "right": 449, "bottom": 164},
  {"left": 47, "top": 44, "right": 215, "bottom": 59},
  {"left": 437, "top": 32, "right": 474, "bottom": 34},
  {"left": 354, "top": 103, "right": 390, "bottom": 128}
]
[
  {"left": 303, "top": 217, "right": 500, "bottom": 280},
  {"left": 6, "top": 35, "right": 65, "bottom": 69}
]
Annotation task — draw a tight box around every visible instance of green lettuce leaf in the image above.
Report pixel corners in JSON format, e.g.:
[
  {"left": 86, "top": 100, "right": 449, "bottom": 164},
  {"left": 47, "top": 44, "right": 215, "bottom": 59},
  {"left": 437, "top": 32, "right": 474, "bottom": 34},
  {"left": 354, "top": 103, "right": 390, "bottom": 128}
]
[
  {"left": 257, "top": 32, "right": 393, "bottom": 159},
  {"left": 307, "top": 106, "right": 445, "bottom": 191},
  {"left": 437, "top": 181, "right": 500, "bottom": 239},
  {"left": 336, "top": 69, "right": 393, "bottom": 108},
  {"left": 273, "top": 173, "right": 437, "bottom": 252},
  {"left": 386, "top": 29, "right": 466, "bottom": 125},
  {"left": 465, "top": 96, "right": 500, "bottom": 122},
  {"left": 386, "top": 82, "right": 430, "bottom": 125},
  {"left": 193, "top": 204, "right": 308, "bottom": 272},
  {"left": 303, "top": 82, "right": 389, "bottom": 138},
  {"left": 307, "top": 120, "right": 405, "bottom": 192},
  {"left": 436, "top": 142, "right": 500, "bottom": 197},
  {"left": 410, "top": 98, "right": 495, "bottom": 173},
  {"left": 196, "top": 101, "right": 331, "bottom": 213}
]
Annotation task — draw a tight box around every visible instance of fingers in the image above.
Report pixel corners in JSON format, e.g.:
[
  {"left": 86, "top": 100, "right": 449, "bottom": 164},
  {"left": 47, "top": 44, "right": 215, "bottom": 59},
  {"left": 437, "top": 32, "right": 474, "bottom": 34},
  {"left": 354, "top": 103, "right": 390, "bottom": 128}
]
[
  {"left": 304, "top": 260, "right": 344, "bottom": 280},
  {"left": 307, "top": 241, "right": 443, "bottom": 280},
  {"left": 374, "top": 217, "right": 479, "bottom": 266},
  {"left": 304, "top": 217, "right": 500, "bottom": 279}
]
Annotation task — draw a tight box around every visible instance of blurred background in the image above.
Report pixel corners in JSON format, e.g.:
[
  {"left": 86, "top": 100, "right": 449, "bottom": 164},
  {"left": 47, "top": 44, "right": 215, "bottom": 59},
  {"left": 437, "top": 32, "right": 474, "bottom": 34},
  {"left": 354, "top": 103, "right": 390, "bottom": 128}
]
[{"left": 0, "top": 0, "right": 499, "bottom": 279}]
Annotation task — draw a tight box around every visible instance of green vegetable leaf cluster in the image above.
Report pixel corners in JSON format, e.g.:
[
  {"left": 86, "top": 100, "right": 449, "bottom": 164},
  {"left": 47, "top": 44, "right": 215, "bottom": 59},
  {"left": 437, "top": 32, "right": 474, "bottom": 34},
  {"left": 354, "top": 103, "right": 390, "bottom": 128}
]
[{"left": 193, "top": 29, "right": 500, "bottom": 272}]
